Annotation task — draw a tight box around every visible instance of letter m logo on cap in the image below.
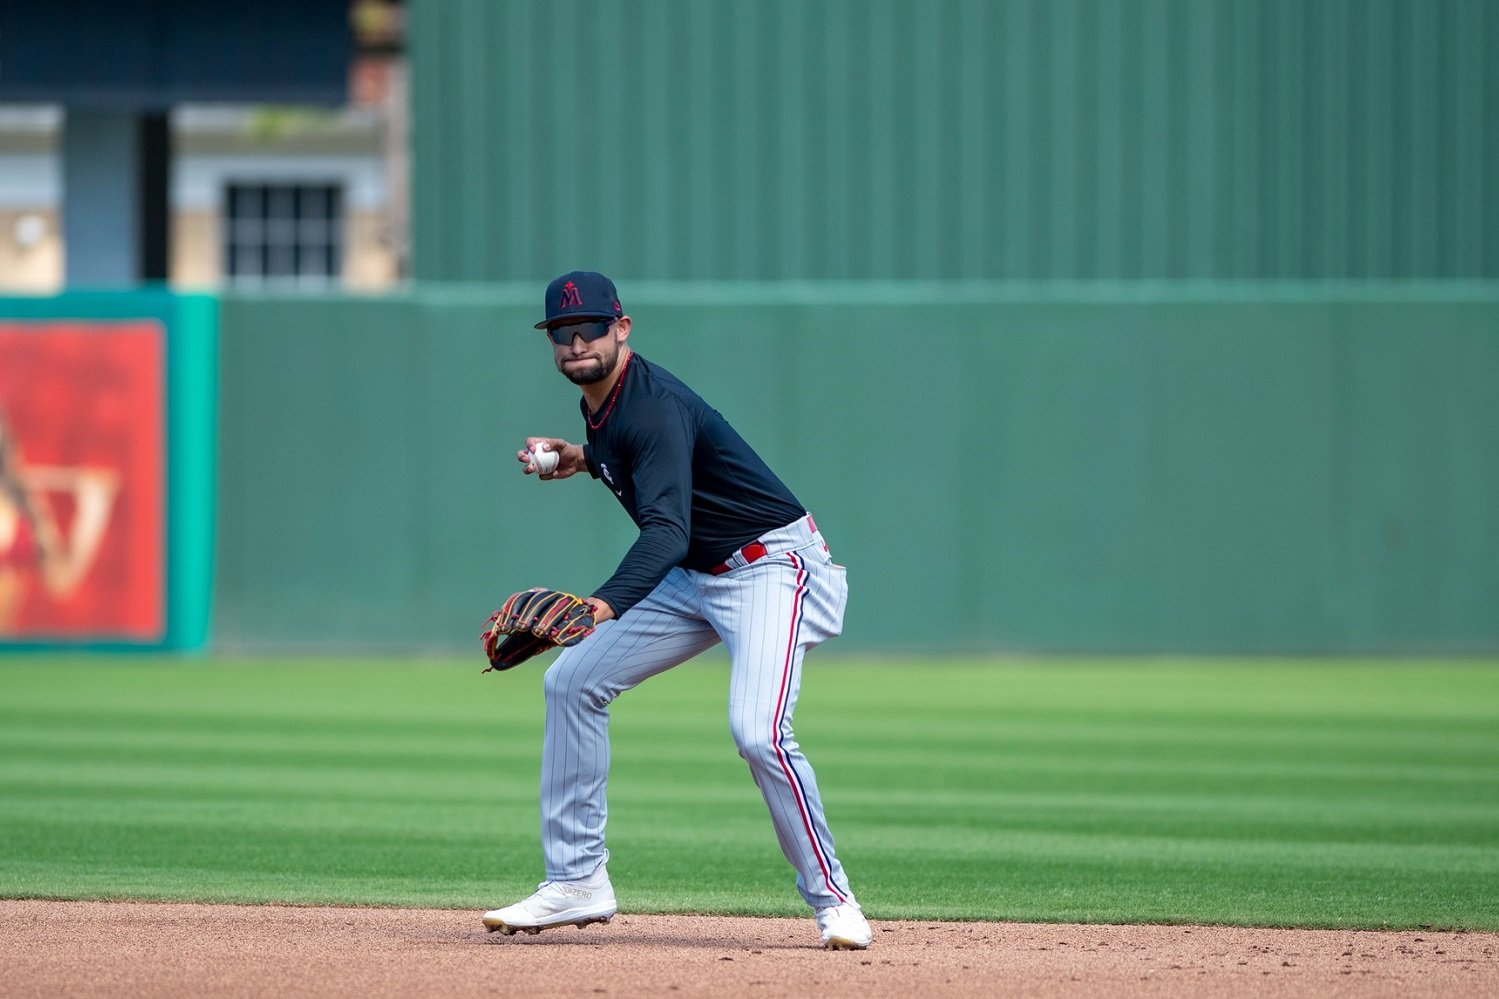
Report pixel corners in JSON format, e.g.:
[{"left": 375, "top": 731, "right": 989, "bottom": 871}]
[{"left": 558, "top": 281, "right": 583, "bottom": 309}]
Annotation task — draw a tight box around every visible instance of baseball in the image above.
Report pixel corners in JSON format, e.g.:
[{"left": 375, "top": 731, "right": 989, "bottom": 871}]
[{"left": 530, "top": 442, "right": 559, "bottom": 475}]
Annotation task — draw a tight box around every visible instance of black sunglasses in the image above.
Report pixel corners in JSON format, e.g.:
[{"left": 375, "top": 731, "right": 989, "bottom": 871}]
[{"left": 545, "top": 320, "right": 614, "bottom": 346}]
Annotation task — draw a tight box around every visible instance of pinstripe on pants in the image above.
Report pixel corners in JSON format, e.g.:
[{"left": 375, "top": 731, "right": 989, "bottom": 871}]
[{"left": 539, "top": 517, "right": 854, "bottom": 909}]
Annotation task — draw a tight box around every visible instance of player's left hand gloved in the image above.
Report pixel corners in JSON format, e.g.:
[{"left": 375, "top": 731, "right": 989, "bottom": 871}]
[{"left": 480, "top": 587, "right": 598, "bottom": 672}]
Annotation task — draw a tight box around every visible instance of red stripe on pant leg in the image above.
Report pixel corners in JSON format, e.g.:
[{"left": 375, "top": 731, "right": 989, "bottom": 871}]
[{"left": 771, "top": 552, "right": 847, "bottom": 904}]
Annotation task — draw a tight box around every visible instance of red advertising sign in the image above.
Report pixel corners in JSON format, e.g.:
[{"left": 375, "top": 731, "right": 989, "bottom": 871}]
[{"left": 0, "top": 322, "right": 166, "bottom": 641}]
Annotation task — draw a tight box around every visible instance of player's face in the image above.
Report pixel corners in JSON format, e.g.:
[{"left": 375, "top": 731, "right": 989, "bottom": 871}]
[{"left": 551, "top": 320, "right": 626, "bottom": 385}]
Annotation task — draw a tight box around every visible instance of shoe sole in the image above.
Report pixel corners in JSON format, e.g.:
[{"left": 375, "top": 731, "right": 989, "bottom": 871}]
[
  {"left": 823, "top": 936, "right": 870, "bottom": 951},
  {"left": 483, "top": 913, "right": 615, "bottom": 936}
]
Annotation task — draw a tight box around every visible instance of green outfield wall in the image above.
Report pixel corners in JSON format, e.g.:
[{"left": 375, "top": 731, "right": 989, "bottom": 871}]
[
  {"left": 412, "top": 0, "right": 1498, "bottom": 282},
  {"left": 215, "top": 283, "right": 1499, "bottom": 654}
]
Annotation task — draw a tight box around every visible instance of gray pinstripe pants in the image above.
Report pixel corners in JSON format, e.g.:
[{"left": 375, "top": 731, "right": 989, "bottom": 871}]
[{"left": 539, "top": 516, "right": 856, "bottom": 909}]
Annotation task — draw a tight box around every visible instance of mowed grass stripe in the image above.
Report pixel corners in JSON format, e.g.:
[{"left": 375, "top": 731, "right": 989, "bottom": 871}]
[{"left": 0, "top": 656, "right": 1495, "bottom": 927}]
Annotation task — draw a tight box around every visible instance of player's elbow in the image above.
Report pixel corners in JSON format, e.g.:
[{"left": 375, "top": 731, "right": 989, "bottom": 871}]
[
  {"left": 642, "top": 519, "right": 690, "bottom": 564},
  {"left": 660, "top": 530, "right": 690, "bottom": 566}
]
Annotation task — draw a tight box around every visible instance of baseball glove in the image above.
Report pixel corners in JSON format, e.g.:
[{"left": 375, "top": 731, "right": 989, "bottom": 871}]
[{"left": 480, "top": 587, "right": 598, "bottom": 672}]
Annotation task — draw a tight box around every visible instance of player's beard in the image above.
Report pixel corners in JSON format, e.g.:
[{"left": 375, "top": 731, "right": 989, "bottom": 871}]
[{"left": 561, "top": 342, "right": 621, "bottom": 385}]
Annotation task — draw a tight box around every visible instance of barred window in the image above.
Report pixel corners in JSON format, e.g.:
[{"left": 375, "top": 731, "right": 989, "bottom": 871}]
[{"left": 224, "top": 183, "right": 343, "bottom": 287}]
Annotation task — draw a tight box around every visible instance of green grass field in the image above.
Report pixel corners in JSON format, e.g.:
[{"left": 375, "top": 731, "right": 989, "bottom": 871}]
[{"left": 1, "top": 655, "right": 1496, "bottom": 930}]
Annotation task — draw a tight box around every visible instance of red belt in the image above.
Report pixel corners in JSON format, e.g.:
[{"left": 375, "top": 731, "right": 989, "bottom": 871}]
[
  {"left": 708, "top": 541, "right": 768, "bottom": 576},
  {"left": 707, "top": 516, "right": 817, "bottom": 576}
]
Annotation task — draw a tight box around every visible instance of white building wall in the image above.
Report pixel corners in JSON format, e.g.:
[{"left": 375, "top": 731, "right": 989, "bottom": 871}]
[{"left": 0, "top": 105, "right": 398, "bottom": 293}]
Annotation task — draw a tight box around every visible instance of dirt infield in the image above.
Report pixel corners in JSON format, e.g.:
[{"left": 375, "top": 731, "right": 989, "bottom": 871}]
[{"left": 3, "top": 900, "right": 1495, "bottom": 998}]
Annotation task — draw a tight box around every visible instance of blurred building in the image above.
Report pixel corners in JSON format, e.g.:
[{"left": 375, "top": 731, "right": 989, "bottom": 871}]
[
  {"left": 0, "top": 0, "right": 406, "bottom": 293},
  {"left": 0, "top": 104, "right": 398, "bottom": 293}
]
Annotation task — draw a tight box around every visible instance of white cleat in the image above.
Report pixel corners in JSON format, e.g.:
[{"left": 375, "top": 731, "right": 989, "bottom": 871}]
[
  {"left": 816, "top": 903, "right": 872, "bottom": 950},
  {"left": 482, "top": 868, "right": 617, "bottom": 936}
]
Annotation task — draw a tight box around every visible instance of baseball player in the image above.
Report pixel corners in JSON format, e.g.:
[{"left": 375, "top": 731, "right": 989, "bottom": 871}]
[{"left": 479, "top": 271, "right": 870, "bottom": 950}]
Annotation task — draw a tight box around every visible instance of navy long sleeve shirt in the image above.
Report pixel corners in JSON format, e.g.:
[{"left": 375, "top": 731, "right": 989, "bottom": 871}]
[{"left": 581, "top": 352, "right": 805, "bottom": 616}]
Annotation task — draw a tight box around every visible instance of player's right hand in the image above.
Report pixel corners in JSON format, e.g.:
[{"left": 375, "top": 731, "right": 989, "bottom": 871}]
[{"left": 518, "top": 437, "right": 584, "bottom": 480}]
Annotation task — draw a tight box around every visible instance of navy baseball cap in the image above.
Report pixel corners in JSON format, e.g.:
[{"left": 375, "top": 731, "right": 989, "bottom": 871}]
[{"left": 535, "top": 271, "right": 625, "bottom": 329}]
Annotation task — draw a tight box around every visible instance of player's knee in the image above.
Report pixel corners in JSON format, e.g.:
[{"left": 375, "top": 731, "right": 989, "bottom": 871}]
[
  {"left": 542, "top": 656, "right": 614, "bottom": 709},
  {"left": 729, "top": 716, "right": 779, "bottom": 767}
]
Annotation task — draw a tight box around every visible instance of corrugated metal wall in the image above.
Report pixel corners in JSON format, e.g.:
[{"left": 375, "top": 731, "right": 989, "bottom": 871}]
[{"left": 410, "top": 0, "right": 1498, "bottom": 281}]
